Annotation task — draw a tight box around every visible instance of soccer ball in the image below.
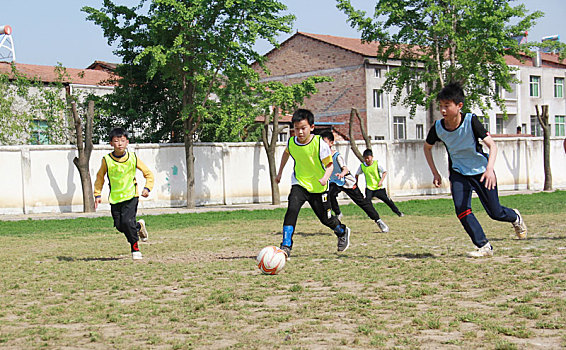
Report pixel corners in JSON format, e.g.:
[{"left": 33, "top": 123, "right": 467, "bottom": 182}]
[{"left": 256, "top": 246, "right": 286, "bottom": 275}]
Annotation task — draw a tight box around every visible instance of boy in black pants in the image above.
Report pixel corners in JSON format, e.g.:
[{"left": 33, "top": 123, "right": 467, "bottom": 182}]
[
  {"left": 320, "top": 131, "right": 389, "bottom": 232},
  {"left": 355, "top": 149, "right": 404, "bottom": 217},
  {"left": 275, "top": 109, "right": 351, "bottom": 259}
]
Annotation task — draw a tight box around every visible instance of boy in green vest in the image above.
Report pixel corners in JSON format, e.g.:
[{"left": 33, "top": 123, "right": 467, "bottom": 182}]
[
  {"left": 275, "top": 109, "right": 351, "bottom": 259},
  {"left": 355, "top": 149, "right": 403, "bottom": 217},
  {"left": 94, "top": 128, "right": 154, "bottom": 260}
]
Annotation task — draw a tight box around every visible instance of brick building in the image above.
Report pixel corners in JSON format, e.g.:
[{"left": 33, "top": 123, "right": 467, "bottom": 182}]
[{"left": 253, "top": 32, "right": 566, "bottom": 141}]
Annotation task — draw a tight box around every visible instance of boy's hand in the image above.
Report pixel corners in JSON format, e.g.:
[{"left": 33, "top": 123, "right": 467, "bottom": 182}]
[
  {"left": 336, "top": 173, "right": 344, "bottom": 179},
  {"left": 141, "top": 188, "right": 150, "bottom": 197},
  {"left": 480, "top": 168, "right": 497, "bottom": 190},
  {"left": 378, "top": 181, "right": 384, "bottom": 188},
  {"left": 94, "top": 197, "right": 101, "bottom": 210},
  {"left": 319, "top": 177, "right": 328, "bottom": 186},
  {"left": 432, "top": 173, "right": 442, "bottom": 187},
  {"left": 275, "top": 173, "right": 282, "bottom": 184}
]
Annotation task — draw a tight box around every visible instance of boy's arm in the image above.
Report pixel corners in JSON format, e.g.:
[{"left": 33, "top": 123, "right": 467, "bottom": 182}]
[
  {"left": 93, "top": 158, "right": 107, "bottom": 209},
  {"left": 378, "top": 171, "right": 387, "bottom": 188},
  {"left": 336, "top": 154, "right": 349, "bottom": 178},
  {"left": 136, "top": 158, "right": 154, "bottom": 197},
  {"left": 275, "top": 149, "right": 290, "bottom": 184},
  {"left": 319, "top": 161, "right": 333, "bottom": 186},
  {"left": 480, "top": 136, "right": 497, "bottom": 190},
  {"left": 423, "top": 142, "right": 442, "bottom": 187}
]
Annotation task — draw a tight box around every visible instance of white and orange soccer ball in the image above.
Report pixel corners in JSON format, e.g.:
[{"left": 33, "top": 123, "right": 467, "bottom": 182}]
[{"left": 256, "top": 246, "right": 286, "bottom": 275}]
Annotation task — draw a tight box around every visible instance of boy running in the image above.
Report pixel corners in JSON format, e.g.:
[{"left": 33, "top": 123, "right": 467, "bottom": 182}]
[
  {"left": 320, "top": 130, "right": 389, "bottom": 233},
  {"left": 355, "top": 149, "right": 404, "bottom": 217},
  {"left": 275, "top": 109, "right": 351, "bottom": 259},
  {"left": 94, "top": 128, "right": 154, "bottom": 260},
  {"left": 423, "top": 82, "right": 527, "bottom": 257}
]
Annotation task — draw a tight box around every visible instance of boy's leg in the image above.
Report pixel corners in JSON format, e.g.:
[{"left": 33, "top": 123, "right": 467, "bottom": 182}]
[
  {"left": 469, "top": 174, "right": 526, "bottom": 239},
  {"left": 281, "top": 185, "right": 308, "bottom": 254},
  {"left": 328, "top": 182, "right": 342, "bottom": 216},
  {"left": 374, "top": 188, "right": 403, "bottom": 216},
  {"left": 469, "top": 175, "right": 517, "bottom": 222},
  {"left": 450, "top": 172, "right": 490, "bottom": 248},
  {"left": 122, "top": 197, "right": 141, "bottom": 250},
  {"left": 345, "top": 187, "right": 380, "bottom": 221},
  {"left": 307, "top": 191, "right": 350, "bottom": 252}
]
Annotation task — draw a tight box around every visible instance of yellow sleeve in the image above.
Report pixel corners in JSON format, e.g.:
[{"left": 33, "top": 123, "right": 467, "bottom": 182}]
[
  {"left": 93, "top": 157, "right": 108, "bottom": 198},
  {"left": 136, "top": 158, "right": 154, "bottom": 192},
  {"left": 321, "top": 155, "right": 333, "bottom": 168}
]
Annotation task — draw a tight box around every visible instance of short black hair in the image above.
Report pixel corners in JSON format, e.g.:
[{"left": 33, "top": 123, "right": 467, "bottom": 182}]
[
  {"left": 108, "top": 127, "right": 129, "bottom": 141},
  {"left": 437, "top": 81, "right": 465, "bottom": 105},
  {"left": 320, "top": 130, "right": 334, "bottom": 142},
  {"left": 363, "top": 149, "right": 373, "bottom": 157},
  {"left": 292, "top": 108, "right": 315, "bottom": 126}
]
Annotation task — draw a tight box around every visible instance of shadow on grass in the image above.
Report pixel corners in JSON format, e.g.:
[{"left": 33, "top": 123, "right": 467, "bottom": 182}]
[
  {"left": 391, "top": 252, "right": 437, "bottom": 259},
  {"left": 57, "top": 256, "right": 124, "bottom": 262},
  {"left": 217, "top": 256, "right": 256, "bottom": 260}
]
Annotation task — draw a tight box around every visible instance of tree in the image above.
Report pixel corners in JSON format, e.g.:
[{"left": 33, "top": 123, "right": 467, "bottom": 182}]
[
  {"left": 84, "top": 0, "right": 293, "bottom": 208},
  {"left": 535, "top": 105, "right": 552, "bottom": 191},
  {"left": 253, "top": 77, "right": 332, "bottom": 205},
  {"left": 337, "top": 0, "right": 543, "bottom": 126},
  {"left": 71, "top": 100, "right": 96, "bottom": 212},
  {"left": 0, "top": 63, "right": 71, "bottom": 145},
  {"left": 348, "top": 107, "right": 372, "bottom": 163}
]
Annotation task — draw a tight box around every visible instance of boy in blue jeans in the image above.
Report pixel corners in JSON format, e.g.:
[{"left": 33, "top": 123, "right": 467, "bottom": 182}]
[
  {"left": 275, "top": 109, "right": 351, "bottom": 259},
  {"left": 423, "top": 82, "right": 527, "bottom": 257}
]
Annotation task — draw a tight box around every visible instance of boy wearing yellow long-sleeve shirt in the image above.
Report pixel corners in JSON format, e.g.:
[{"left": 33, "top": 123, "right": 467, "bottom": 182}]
[{"left": 94, "top": 128, "right": 154, "bottom": 260}]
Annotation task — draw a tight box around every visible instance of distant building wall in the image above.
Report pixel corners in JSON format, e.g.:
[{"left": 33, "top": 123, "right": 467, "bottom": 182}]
[{"left": 0, "top": 138, "right": 565, "bottom": 215}]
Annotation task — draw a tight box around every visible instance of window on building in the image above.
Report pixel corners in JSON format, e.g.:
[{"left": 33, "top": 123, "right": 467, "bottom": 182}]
[
  {"left": 374, "top": 135, "right": 384, "bottom": 140},
  {"left": 373, "top": 89, "right": 382, "bottom": 108},
  {"left": 529, "top": 76, "right": 540, "bottom": 97},
  {"left": 278, "top": 132, "right": 288, "bottom": 142},
  {"left": 530, "top": 115, "right": 542, "bottom": 136},
  {"left": 393, "top": 116, "right": 406, "bottom": 140},
  {"left": 30, "top": 120, "right": 49, "bottom": 145},
  {"left": 554, "top": 77, "right": 564, "bottom": 98},
  {"left": 555, "top": 115, "right": 565, "bottom": 136},
  {"left": 496, "top": 116, "right": 504, "bottom": 134},
  {"left": 479, "top": 116, "right": 489, "bottom": 132},
  {"left": 374, "top": 68, "right": 381, "bottom": 78},
  {"left": 416, "top": 124, "right": 424, "bottom": 139}
]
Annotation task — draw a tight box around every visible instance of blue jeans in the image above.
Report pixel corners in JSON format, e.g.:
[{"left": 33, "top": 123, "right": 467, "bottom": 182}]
[{"left": 449, "top": 171, "right": 517, "bottom": 248}]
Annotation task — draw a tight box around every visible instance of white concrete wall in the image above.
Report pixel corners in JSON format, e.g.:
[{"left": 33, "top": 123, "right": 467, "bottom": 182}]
[{"left": 1, "top": 138, "right": 565, "bottom": 215}]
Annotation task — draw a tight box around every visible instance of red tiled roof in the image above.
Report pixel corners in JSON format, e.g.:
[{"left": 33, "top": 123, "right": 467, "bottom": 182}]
[
  {"left": 86, "top": 60, "right": 118, "bottom": 72},
  {"left": 0, "top": 62, "right": 116, "bottom": 86},
  {"left": 293, "top": 32, "right": 566, "bottom": 68}
]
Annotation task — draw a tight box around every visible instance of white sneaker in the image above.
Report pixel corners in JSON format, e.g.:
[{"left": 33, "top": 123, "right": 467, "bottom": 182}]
[
  {"left": 376, "top": 219, "right": 389, "bottom": 233},
  {"left": 337, "top": 213, "right": 343, "bottom": 221},
  {"left": 467, "top": 242, "right": 493, "bottom": 257},
  {"left": 512, "top": 209, "right": 527, "bottom": 240},
  {"left": 138, "top": 219, "right": 148, "bottom": 242},
  {"left": 132, "top": 251, "right": 143, "bottom": 260}
]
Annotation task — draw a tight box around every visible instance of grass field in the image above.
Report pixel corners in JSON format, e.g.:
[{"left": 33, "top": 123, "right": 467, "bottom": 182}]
[{"left": 0, "top": 191, "right": 565, "bottom": 349}]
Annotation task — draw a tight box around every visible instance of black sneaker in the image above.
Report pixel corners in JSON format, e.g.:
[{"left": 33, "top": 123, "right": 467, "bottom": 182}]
[
  {"left": 280, "top": 245, "right": 291, "bottom": 261},
  {"left": 337, "top": 227, "right": 350, "bottom": 252}
]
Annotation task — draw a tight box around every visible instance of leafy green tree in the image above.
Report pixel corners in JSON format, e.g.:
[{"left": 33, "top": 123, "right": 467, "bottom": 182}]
[
  {"left": 337, "top": 0, "right": 543, "bottom": 125},
  {"left": 252, "top": 76, "right": 333, "bottom": 205},
  {"left": 84, "top": 0, "right": 293, "bottom": 208}
]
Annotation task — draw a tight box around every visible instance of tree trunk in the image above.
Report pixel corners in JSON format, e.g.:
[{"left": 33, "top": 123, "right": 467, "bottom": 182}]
[
  {"left": 184, "top": 118, "right": 196, "bottom": 208},
  {"left": 536, "top": 105, "right": 552, "bottom": 190},
  {"left": 262, "top": 108, "right": 281, "bottom": 205},
  {"left": 348, "top": 108, "right": 372, "bottom": 163},
  {"left": 71, "top": 100, "right": 95, "bottom": 212}
]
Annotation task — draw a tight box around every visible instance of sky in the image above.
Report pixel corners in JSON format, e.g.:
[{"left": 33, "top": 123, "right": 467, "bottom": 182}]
[{"left": 1, "top": 0, "right": 564, "bottom": 69}]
